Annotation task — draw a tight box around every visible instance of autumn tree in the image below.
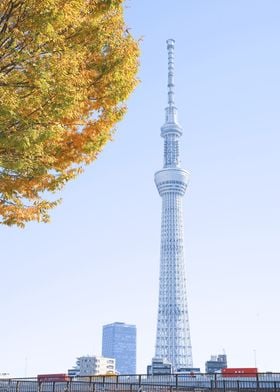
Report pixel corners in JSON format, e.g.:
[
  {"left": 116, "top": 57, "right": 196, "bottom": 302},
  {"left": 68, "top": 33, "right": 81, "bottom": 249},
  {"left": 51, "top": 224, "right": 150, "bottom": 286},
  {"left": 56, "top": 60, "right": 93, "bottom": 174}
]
[{"left": 0, "top": 0, "right": 139, "bottom": 227}]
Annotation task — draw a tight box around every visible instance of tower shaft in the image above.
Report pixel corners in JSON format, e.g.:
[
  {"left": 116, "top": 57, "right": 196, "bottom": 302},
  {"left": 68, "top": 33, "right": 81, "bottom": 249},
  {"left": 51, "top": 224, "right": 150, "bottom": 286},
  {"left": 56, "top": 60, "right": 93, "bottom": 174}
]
[{"left": 154, "top": 39, "right": 193, "bottom": 370}]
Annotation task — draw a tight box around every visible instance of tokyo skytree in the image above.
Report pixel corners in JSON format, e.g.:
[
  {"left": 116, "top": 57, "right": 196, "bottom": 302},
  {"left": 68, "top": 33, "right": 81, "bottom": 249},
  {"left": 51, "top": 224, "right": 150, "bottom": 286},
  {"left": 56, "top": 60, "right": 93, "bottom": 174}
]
[{"left": 154, "top": 39, "right": 193, "bottom": 370}]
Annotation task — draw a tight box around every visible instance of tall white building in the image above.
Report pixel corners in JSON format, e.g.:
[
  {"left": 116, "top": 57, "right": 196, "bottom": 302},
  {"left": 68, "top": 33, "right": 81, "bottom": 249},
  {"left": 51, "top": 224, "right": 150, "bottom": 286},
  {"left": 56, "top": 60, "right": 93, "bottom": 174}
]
[{"left": 154, "top": 39, "right": 193, "bottom": 370}]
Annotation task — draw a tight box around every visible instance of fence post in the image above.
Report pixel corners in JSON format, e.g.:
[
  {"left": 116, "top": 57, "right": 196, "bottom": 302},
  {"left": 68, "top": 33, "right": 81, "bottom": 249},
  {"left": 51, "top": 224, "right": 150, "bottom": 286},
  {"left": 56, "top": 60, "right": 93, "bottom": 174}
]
[
  {"left": 175, "top": 374, "right": 178, "bottom": 390},
  {"left": 88, "top": 378, "right": 92, "bottom": 392},
  {"left": 16, "top": 381, "right": 19, "bottom": 392},
  {"left": 214, "top": 373, "right": 217, "bottom": 390},
  {"left": 52, "top": 382, "right": 55, "bottom": 392},
  {"left": 138, "top": 375, "right": 141, "bottom": 388},
  {"left": 256, "top": 373, "right": 259, "bottom": 391},
  {"left": 237, "top": 380, "right": 240, "bottom": 392},
  {"left": 223, "top": 379, "right": 226, "bottom": 392}
]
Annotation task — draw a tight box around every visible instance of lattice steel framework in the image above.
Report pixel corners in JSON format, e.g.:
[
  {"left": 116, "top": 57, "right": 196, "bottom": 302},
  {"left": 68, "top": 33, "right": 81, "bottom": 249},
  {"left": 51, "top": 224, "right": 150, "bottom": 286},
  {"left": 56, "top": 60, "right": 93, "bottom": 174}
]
[{"left": 154, "top": 39, "right": 193, "bottom": 370}]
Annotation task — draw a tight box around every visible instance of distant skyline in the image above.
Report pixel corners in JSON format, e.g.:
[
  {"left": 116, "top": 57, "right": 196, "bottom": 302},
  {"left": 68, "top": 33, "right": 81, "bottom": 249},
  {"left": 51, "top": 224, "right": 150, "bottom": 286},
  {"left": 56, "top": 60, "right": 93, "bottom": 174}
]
[{"left": 0, "top": 0, "right": 280, "bottom": 377}]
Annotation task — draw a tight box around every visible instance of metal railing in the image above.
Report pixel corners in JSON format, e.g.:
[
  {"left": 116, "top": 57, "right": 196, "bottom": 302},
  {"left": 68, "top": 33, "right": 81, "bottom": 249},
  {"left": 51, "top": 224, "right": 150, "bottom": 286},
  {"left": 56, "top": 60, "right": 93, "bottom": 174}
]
[{"left": 1, "top": 373, "right": 280, "bottom": 392}]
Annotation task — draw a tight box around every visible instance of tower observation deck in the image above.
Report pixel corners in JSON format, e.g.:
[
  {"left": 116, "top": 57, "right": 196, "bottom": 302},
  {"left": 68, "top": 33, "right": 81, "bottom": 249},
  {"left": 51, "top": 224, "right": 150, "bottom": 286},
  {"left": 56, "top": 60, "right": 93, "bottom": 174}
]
[{"left": 154, "top": 39, "right": 193, "bottom": 370}]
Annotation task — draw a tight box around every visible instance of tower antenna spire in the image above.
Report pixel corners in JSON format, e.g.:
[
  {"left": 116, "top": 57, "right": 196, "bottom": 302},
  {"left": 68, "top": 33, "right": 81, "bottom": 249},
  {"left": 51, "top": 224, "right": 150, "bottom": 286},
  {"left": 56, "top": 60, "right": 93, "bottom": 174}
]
[
  {"left": 167, "top": 38, "right": 176, "bottom": 107},
  {"left": 154, "top": 39, "right": 193, "bottom": 371}
]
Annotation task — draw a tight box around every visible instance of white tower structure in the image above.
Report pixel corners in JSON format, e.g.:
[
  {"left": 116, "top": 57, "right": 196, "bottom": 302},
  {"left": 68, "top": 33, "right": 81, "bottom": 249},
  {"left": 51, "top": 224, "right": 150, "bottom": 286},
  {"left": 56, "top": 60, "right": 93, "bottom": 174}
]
[{"left": 154, "top": 39, "right": 193, "bottom": 370}]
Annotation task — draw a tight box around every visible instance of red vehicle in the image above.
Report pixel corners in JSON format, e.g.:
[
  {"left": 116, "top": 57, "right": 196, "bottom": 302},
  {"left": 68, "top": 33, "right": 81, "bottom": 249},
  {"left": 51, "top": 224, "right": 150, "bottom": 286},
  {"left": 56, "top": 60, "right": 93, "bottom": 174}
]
[
  {"left": 222, "top": 368, "right": 258, "bottom": 377},
  {"left": 37, "top": 374, "right": 70, "bottom": 382}
]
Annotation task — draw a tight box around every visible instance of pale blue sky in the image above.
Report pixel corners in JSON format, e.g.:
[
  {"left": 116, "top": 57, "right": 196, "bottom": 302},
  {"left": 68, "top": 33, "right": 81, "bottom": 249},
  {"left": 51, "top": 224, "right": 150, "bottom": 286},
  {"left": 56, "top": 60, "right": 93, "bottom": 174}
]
[{"left": 1, "top": 0, "right": 280, "bottom": 377}]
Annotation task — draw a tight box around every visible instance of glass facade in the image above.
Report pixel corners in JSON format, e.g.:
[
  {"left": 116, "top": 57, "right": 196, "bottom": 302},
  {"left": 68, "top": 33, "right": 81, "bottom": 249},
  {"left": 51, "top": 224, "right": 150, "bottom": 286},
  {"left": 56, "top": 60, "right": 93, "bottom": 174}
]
[{"left": 102, "top": 322, "right": 136, "bottom": 374}]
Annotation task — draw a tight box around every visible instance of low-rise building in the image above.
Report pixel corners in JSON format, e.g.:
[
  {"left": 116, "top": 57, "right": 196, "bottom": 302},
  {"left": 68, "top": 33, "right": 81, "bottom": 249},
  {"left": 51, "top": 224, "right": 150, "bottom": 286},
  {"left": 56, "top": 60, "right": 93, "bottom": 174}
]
[
  {"left": 68, "top": 356, "right": 115, "bottom": 376},
  {"left": 205, "top": 354, "right": 227, "bottom": 374},
  {"left": 147, "top": 358, "right": 172, "bottom": 375}
]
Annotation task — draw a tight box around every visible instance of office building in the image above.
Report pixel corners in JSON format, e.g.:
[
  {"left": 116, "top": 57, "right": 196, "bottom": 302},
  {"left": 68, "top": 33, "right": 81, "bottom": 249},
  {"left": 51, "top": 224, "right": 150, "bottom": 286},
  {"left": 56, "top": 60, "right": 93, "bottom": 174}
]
[
  {"left": 68, "top": 355, "right": 115, "bottom": 376},
  {"left": 147, "top": 358, "right": 172, "bottom": 376},
  {"left": 102, "top": 322, "right": 136, "bottom": 374},
  {"left": 205, "top": 354, "right": 227, "bottom": 373}
]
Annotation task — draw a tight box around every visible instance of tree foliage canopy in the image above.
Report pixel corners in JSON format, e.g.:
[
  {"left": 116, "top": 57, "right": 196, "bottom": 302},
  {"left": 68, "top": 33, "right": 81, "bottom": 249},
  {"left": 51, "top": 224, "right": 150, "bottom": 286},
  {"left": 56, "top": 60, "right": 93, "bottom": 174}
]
[{"left": 0, "top": 0, "right": 139, "bottom": 227}]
